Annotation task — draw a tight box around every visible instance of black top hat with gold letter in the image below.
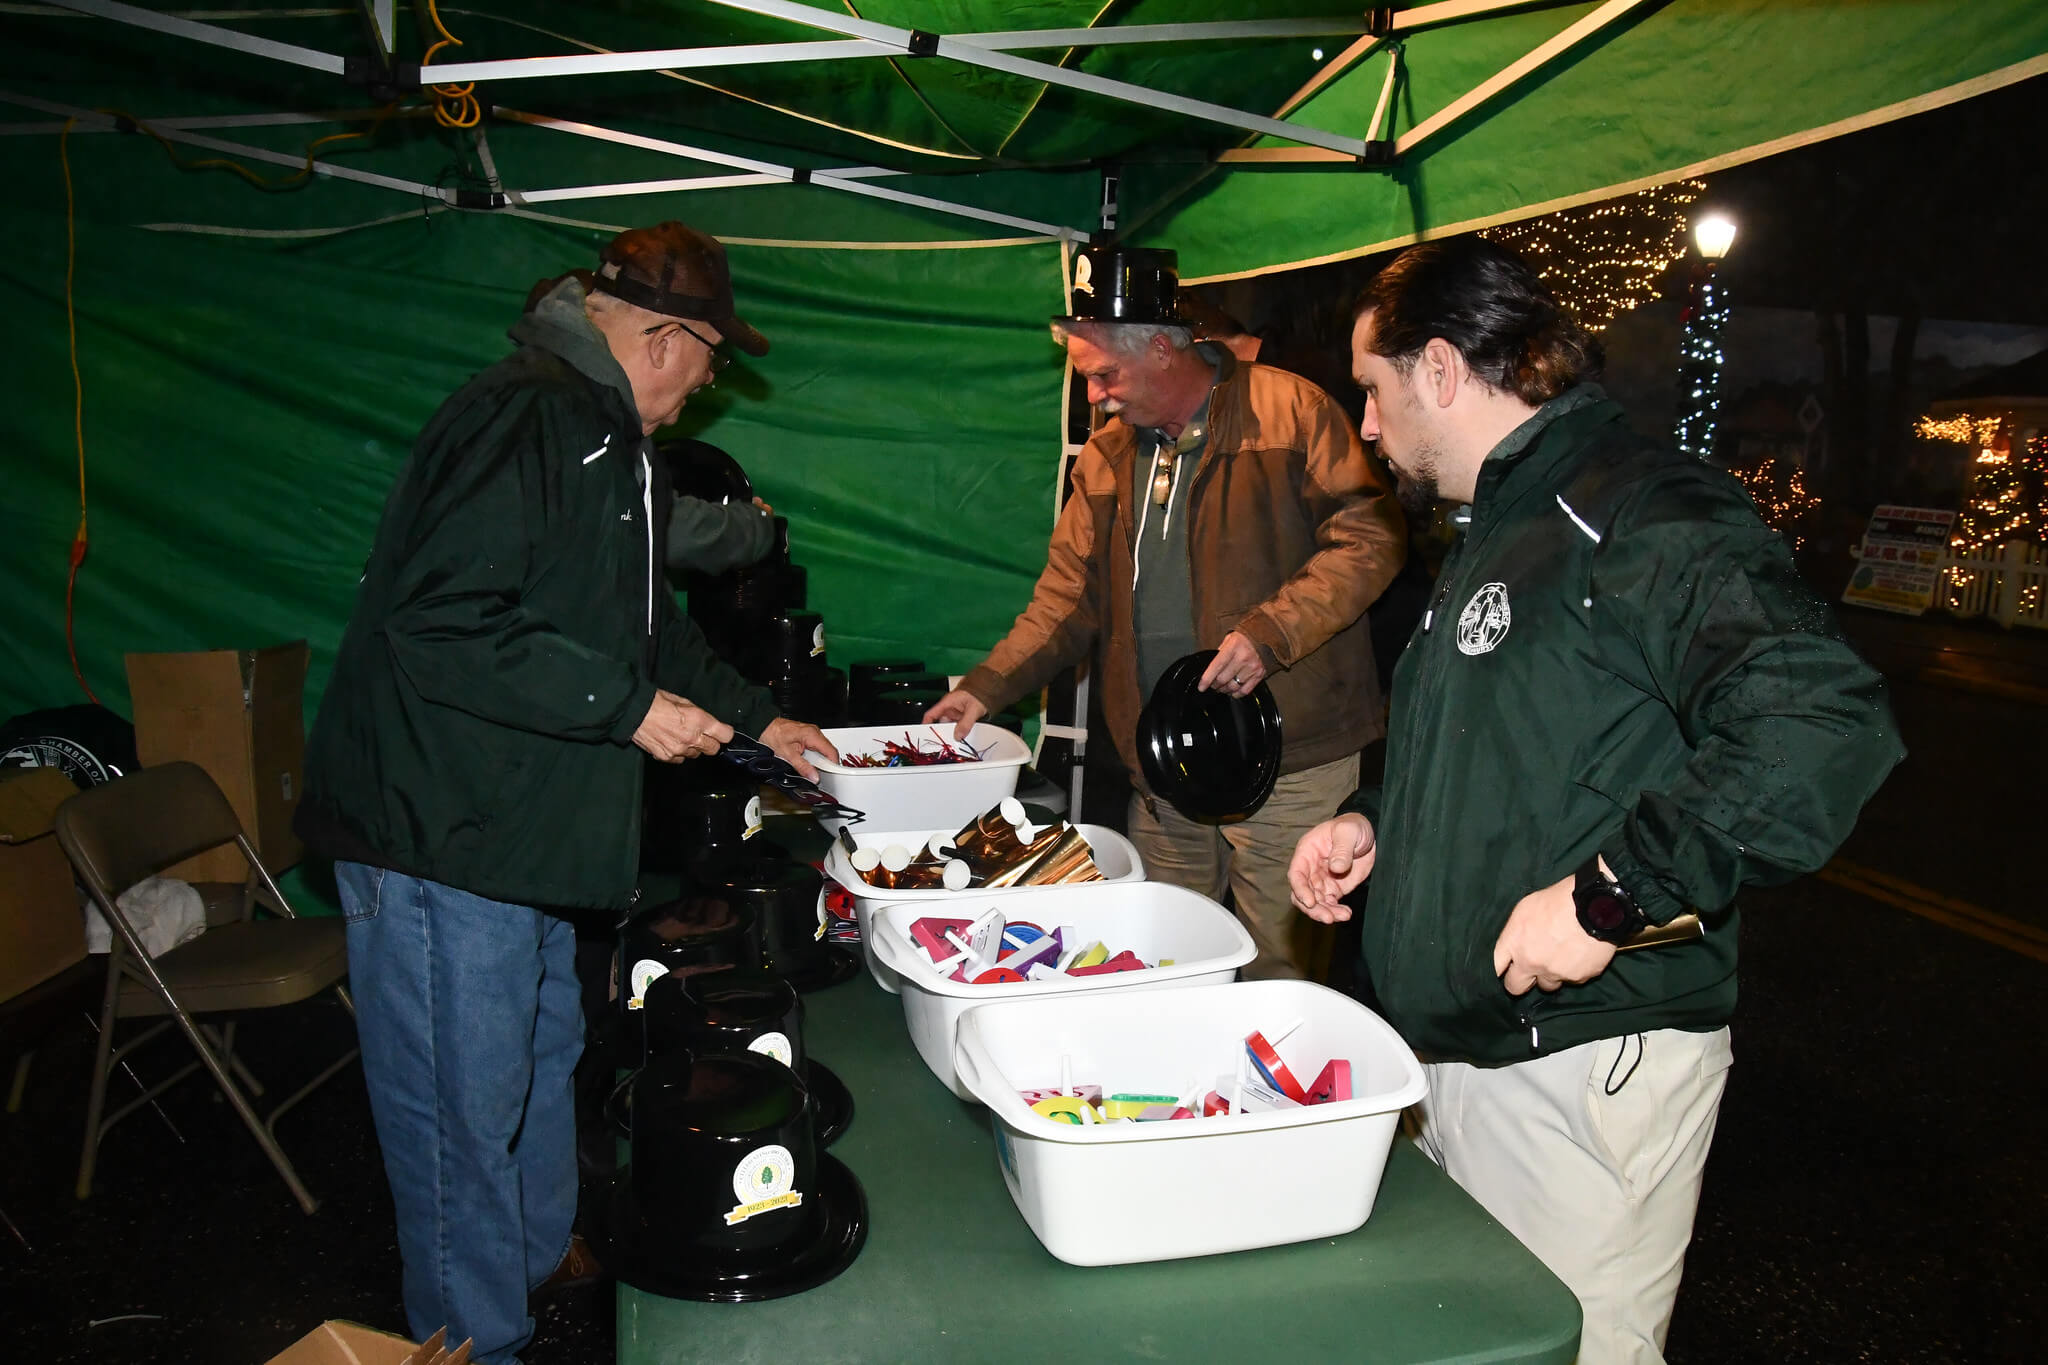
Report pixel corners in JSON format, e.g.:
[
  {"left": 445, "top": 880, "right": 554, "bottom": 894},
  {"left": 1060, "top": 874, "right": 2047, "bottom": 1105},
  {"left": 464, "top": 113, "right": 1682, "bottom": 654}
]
[{"left": 1054, "top": 245, "right": 1183, "bottom": 328}]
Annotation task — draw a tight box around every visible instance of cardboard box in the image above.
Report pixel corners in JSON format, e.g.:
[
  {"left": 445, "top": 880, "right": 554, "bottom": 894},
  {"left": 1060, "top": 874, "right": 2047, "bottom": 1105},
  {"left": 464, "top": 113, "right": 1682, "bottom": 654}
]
[
  {"left": 265, "top": 1321, "right": 425, "bottom": 1365},
  {"left": 0, "top": 766, "right": 86, "bottom": 1002},
  {"left": 126, "top": 641, "right": 309, "bottom": 885}
]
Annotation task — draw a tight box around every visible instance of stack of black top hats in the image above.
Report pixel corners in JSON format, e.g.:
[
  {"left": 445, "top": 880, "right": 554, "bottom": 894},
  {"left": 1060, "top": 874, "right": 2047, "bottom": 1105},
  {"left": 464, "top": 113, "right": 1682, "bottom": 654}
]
[
  {"left": 707, "top": 850, "right": 861, "bottom": 992},
  {"left": 616, "top": 969, "right": 852, "bottom": 1148},
  {"left": 847, "top": 658, "right": 946, "bottom": 726},
  {"left": 686, "top": 516, "right": 843, "bottom": 727},
  {"left": 601, "top": 1042, "right": 866, "bottom": 1303}
]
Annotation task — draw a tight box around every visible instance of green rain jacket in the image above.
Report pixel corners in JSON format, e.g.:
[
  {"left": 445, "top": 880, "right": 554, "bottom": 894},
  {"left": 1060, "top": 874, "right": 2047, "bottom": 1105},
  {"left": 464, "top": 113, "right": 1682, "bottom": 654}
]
[
  {"left": 299, "top": 282, "right": 776, "bottom": 910},
  {"left": 1347, "top": 388, "right": 1902, "bottom": 1064}
]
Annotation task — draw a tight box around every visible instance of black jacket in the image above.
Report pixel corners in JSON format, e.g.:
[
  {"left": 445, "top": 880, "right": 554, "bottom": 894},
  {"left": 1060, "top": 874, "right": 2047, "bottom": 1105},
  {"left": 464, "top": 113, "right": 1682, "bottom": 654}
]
[
  {"left": 299, "top": 283, "right": 776, "bottom": 909},
  {"left": 1347, "top": 389, "right": 1902, "bottom": 1062}
]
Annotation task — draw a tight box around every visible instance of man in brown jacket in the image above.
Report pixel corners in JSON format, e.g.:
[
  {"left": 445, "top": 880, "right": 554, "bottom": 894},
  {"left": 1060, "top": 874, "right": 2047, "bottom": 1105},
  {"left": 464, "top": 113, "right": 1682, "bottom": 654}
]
[{"left": 927, "top": 246, "right": 1405, "bottom": 979}]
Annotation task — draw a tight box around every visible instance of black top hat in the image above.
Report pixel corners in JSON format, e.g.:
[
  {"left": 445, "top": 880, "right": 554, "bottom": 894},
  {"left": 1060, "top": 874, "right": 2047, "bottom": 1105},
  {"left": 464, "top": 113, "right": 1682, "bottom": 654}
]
[
  {"left": 603, "top": 1052, "right": 867, "bottom": 1302},
  {"left": 1054, "top": 245, "right": 1183, "bottom": 328}
]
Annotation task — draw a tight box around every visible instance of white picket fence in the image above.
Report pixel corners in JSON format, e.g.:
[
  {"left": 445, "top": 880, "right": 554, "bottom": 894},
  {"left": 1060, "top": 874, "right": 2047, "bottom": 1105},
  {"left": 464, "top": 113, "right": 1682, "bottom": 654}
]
[{"left": 1935, "top": 542, "right": 2048, "bottom": 630}]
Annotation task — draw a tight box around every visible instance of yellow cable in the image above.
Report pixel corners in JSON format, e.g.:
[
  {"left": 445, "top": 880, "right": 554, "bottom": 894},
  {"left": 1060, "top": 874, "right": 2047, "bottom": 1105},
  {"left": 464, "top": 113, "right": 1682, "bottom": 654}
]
[
  {"left": 59, "top": 118, "right": 98, "bottom": 704},
  {"left": 420, "top": 0, "right": 481, "bottom": 128},
  {"left": 107, "top": 104, "right": 399, "bottom": 191}
]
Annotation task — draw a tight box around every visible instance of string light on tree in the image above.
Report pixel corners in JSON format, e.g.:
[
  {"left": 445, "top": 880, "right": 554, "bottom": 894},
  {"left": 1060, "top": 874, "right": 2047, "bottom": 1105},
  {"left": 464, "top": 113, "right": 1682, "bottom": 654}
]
[
  {"left": 1913, "top": 408, "right": 2048, "bottom": 558},
  {"left": 1674, "top": 212, "right": 1737, "bottom": 461},
  {"left": 1482, "top": 178, "right": 1706, "bottom": 332},
  {"left": 1728, "top": 456, "right": 1821, "bottom": 550}
]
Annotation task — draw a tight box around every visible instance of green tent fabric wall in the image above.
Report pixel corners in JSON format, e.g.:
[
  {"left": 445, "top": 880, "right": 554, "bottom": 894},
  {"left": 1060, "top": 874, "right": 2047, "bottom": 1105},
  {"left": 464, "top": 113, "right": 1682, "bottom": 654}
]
[{"left": 0, "top": 146, "right": 1069, "bottom": 722}]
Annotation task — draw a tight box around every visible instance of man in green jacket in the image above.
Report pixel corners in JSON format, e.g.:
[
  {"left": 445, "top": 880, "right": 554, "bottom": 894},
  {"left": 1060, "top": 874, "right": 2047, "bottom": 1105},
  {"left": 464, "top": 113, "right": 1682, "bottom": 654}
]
[
  {"left": 300, "top": 221, "right": 833, "bottom": 1365},
  {"left": 1289, "top": 237, "right": 1902, "bottom": 1363}
]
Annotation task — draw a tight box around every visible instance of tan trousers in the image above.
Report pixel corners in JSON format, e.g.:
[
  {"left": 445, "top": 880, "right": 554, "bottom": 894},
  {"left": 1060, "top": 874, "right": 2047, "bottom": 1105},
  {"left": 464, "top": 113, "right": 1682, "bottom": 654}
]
[
  {"left": 1124, "top": 753, "right": 1359, "bottom": 981},
  {"left": 1416, "top": 1027, "right": 1734, "bottom": 1365}
]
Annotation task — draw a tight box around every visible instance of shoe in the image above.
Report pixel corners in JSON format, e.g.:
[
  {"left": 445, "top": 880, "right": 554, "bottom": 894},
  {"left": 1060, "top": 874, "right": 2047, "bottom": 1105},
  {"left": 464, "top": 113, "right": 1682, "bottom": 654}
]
[{"left": 534, "top": 1233, "right": 609, "bottom": 1298}]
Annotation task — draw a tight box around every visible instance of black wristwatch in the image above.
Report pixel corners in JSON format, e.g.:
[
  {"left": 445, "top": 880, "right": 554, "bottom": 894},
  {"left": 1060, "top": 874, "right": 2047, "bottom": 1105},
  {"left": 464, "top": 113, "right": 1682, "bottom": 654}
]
[{"left": 1573, "top": 855, "right": 1650, "bottom": 944}]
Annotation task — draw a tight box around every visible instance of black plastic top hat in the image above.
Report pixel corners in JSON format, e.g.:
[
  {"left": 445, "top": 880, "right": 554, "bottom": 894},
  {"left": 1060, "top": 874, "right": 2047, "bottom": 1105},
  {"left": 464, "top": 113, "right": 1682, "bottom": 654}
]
[
  {"left": 1055, "top": 245, "right": 1183, "bottom": 327},
  {"left": 1136, "top": 649, "right": 1284, "bottom": 822},
  {"left": 639, "top": 968, "right": 852, "bottom": 1147},
  {"left": 604, "top": 1051, "right": 867, "bottom": 1302},
  {"left": 714, "top": 853, "right": 861, "bottom": 992}
]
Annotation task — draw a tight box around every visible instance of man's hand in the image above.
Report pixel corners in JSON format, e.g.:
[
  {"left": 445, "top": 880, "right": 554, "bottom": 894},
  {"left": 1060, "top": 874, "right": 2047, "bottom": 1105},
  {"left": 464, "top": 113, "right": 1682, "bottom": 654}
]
[
  {"left": 760, "top": 716, "right": 835, "bottom": 782},
  {"left": 1493, "top": 872, "right": 1617, "bottom": 995},
  {"left": 1197, "top": 630, "right": 1268, "bottom": 698},
  {"left": 1287, "top": 813, "right": 1376, "bottom": 924},
  {"left": 923, "top": 688, "right": 988, "bottom": 741},
  {"left": 633, "top": 691, "right": 733, "bottom": 763}
]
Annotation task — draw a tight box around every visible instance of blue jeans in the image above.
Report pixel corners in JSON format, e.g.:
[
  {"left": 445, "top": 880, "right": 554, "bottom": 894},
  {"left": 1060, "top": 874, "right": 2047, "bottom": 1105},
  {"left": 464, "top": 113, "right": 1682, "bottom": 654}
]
[{"left": 336, "top": 863, "right": 583, "bottom": 1365}]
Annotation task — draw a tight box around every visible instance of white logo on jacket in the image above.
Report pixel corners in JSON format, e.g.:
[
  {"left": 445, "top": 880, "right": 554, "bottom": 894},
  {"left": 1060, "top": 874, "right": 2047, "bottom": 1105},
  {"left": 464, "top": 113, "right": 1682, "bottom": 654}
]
[{"left": 1456, "top": 582, "right": 1512, "bottom": 656}]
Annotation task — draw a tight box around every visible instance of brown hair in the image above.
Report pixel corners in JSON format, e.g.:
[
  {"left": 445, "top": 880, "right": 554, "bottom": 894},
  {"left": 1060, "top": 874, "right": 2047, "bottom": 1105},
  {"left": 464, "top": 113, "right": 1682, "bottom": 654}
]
[{"left": 1353, "top": 237, "right": 1601, "bottom": 405}]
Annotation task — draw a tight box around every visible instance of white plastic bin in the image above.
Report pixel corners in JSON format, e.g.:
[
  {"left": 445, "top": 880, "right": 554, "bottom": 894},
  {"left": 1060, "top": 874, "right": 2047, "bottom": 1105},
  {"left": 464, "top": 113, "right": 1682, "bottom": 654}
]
[
  {"left": 952, "top": 979, "right": 1427, "bottom": 1266},
  {"left": 804, "top": 723, "right": 1031, "bottom": 833},
  {"left": 824, "top": 823, "right": 1146, "bottom": 993},
  {"left": 872, "top": 883, "right": 1254, "bottom": 1098}
]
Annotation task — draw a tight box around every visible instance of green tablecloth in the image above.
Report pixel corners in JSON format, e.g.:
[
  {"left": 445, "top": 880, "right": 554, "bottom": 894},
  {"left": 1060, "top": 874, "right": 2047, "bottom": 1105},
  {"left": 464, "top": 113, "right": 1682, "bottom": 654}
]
[{"left": 614, "top": 965, "right": 1581, "bottom": 1364}]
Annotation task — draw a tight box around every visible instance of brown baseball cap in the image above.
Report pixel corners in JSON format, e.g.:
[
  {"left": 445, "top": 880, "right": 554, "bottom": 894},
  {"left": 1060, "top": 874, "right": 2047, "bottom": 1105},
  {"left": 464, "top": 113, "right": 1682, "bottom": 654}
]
[{"left": 590, "top": 221, "right": 768, "bottom": 357}]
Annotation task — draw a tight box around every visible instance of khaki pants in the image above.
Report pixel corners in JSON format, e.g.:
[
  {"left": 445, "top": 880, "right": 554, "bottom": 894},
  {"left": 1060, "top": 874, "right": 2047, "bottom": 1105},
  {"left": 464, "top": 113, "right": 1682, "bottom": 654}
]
[
  {"left": 1124, "top": 754, "right": 1359, "bottom": 981},
  {"left": 1416, "top": 1027, "right": 1734, "bottom": 1365}
]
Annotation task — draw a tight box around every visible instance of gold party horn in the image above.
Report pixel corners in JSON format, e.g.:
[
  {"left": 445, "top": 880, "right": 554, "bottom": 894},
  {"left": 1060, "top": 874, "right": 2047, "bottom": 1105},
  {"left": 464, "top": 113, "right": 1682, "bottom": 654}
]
[
  {"left": 987, "top": 825, "right": 1094, "bottom": 889},
  {"left": 1022, "top": 826, "right": 1104, "bottom": 886}
]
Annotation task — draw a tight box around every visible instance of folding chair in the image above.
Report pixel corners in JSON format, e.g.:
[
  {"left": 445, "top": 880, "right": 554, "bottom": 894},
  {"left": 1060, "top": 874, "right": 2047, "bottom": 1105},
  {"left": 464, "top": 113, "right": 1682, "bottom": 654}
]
[{"left": 53, "top": 761, "right": 357, "bottom": 1215}]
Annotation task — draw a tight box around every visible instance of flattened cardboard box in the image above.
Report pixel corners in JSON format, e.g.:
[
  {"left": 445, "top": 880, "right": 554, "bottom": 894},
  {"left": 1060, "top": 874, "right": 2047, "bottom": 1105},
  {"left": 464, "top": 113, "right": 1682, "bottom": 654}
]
[
  {"left": 126, "top": 641, "right": 308, "bottom": 885},
  {"left": 264, "top": 1320, "right": 423, "bottom": 1365},
  {"left": 0, "top": 765, "right": 86, "bottom": 1001}
]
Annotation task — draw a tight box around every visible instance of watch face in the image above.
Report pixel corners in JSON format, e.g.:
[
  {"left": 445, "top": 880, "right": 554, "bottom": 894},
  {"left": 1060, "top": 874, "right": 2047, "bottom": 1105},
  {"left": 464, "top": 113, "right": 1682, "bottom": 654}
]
[{"left": 1581, "top": 890, "right": 1633, "bottom": 934}]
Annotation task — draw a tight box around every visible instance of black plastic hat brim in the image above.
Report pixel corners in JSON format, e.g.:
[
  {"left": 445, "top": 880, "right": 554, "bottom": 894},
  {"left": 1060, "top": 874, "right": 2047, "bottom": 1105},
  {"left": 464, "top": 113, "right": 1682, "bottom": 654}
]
[
  {"left": 1137, "top": 649, "right": 1283, "bottom": 821},
  {"left": 600, "top": 1154, "right": 867, "bottom": 1303}
]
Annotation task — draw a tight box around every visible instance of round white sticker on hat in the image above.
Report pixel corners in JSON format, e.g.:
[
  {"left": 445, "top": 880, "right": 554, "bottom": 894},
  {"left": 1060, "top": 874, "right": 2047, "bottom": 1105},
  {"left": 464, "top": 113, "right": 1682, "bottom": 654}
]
[
  {"left": 726, "top": 1144, "right": 803, "bottom": 1225},
  {"left": 743, "top": 795, "right": 763, "bottom": 840},
  {"left": 1457, "top": 582, "right": 1512, "bottom": 656},
  {"left": 810, "top": 623, "right": 826, "bottom": 658},
  {"left": 748, "top": 1031, "right": 794, "bottom": 1067},
  {"left": 627, "top": 958, "right": 666, "bottom": 1011}
]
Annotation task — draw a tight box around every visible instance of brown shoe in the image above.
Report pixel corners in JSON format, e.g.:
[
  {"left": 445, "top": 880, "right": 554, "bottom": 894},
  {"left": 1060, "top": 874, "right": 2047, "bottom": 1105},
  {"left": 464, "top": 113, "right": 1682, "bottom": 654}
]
[{"left": 534, "top": 1234, "right": 609, "bottom": 1297}]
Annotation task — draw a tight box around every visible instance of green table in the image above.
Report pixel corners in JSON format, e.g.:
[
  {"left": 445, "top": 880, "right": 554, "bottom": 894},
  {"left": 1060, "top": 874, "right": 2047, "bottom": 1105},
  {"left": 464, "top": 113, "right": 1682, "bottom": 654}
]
[{"left": 615, "top": 971, "right": 1581, "bottom": 1364}]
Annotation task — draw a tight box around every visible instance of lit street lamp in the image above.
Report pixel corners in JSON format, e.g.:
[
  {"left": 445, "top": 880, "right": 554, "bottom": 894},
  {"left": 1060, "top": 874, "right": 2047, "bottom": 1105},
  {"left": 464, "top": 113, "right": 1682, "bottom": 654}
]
[{"left": 1675, "top": 213, "right": 1737, "bottom": 460}]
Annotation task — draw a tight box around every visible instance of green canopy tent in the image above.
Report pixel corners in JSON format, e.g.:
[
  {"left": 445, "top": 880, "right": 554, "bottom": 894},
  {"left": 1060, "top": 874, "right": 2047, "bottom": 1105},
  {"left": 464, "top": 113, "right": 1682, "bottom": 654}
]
[{"left": 3, "top": 0, "right": 2043, "bottom": 728}]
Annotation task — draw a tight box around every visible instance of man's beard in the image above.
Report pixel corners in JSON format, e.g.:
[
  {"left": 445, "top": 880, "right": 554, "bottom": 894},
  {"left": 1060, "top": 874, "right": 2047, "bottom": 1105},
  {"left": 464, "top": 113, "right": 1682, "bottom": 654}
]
[{"left": 1396, "top": 472, "right": 1441, "bottom": 522}]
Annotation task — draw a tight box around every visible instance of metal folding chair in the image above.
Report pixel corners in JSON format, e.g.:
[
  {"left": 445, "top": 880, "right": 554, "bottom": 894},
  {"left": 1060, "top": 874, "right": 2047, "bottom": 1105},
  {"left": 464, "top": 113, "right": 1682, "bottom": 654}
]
[{"left": 53, "top": 761, "right": 357, "bottom": 1214}]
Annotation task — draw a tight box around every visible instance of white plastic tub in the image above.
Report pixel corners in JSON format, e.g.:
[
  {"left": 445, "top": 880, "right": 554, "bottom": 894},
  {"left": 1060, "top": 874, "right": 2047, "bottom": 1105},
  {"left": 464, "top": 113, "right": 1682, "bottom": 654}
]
[
  {"left": 804, "top": 723, "right": 1031, "bottom": 833},
  {"left": 872, "top": 882, "right": 1254, "bottom": 1098},
  {"left": 952, "top": 979, "right": 1427, "bottom": 1266},
  {"left": 824, "top": 823, "right": 1146, "bottom": 994}
]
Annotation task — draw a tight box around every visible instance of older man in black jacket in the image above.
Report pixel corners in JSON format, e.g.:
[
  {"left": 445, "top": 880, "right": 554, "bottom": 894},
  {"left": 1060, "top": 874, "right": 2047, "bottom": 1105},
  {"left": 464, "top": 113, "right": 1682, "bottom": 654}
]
[{"left": 300, "top": 222, "right": 831, "bottom": 1364}]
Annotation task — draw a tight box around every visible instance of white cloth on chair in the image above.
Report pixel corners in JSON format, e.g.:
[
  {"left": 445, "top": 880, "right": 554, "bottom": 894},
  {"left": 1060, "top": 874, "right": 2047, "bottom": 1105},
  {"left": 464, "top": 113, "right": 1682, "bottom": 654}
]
[{"left": 84, "top": 875, "right": 207, "bottom": 957}]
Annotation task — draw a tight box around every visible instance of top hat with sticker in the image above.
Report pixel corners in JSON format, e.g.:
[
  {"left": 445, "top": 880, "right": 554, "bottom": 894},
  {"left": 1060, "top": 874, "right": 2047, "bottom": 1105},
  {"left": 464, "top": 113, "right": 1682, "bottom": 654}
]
[
  {"left": 1053, "top": 245, "right": 1183, "bottom": 329},
  {"left": 627, "top": 969, "right": 853, "bottom": 1147},
  {"left": 711, "top": 852, "right": 861, "bottom": 992},
  {"left": 618, "top": 891, "right": 764, "bottom": 1026},
  {"left": 601, "top": 1050, "right": 866, "bottom": 1302},
  {"left": 644, "top": 757, "right": 765, "bottom": 877}
]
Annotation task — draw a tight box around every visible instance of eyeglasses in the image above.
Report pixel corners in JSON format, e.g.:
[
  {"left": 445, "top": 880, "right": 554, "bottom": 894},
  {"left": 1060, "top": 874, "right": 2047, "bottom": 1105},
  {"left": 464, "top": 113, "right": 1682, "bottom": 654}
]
[{"left": 644, "top": 319, "right": 732, "bottom": 374}]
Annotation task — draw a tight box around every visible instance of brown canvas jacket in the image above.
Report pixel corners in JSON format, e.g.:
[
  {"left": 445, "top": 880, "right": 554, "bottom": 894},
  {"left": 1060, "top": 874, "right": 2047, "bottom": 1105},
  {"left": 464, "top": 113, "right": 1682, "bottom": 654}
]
[{"left": 960, "top": 352, "right": 1405, "bottom": 794}]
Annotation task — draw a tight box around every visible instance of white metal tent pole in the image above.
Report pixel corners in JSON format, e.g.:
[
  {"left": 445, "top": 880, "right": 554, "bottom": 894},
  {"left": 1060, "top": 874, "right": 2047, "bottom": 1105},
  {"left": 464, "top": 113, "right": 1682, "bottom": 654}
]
[
  {"left": 1396, "top": 0, "right": 1652, "bottom": 155},
  {"left": 495, "top": 108, "right": 1076, "bottom": 237},
  {"left": 42, "top": 0, "right": 346, "bottom": 74},
  {"left": 424, "top": 19, "right": 1374, "bottom": 84},
  {"left": 6, "top": 93, "right": 448, "bottom": 197},
  {"left": 699, "top": 0, "right": 1369, "bottom": 157}
]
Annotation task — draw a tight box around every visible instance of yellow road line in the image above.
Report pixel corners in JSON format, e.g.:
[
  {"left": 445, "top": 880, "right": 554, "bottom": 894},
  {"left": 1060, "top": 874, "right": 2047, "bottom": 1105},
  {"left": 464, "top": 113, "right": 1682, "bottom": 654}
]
[{"left": 1818, "top": 860, "right": 2048, "bottom": 966}]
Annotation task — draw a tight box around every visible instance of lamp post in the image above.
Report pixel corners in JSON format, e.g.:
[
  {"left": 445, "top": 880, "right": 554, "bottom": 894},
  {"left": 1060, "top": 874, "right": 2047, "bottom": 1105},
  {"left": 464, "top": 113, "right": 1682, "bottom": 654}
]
[{"left": 1674, "top": 212, "right": 1737, "bottom": 461}]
